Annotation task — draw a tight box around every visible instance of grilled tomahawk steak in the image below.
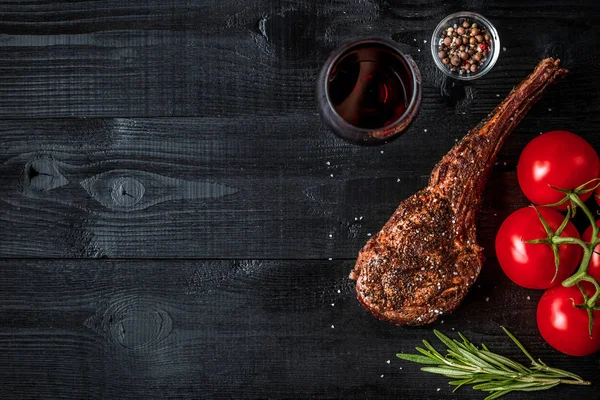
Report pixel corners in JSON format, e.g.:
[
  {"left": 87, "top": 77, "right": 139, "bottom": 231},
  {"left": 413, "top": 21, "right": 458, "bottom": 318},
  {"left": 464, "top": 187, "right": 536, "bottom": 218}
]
[{"left": 349, "top": 58, "right": 568, "bottom": 325}]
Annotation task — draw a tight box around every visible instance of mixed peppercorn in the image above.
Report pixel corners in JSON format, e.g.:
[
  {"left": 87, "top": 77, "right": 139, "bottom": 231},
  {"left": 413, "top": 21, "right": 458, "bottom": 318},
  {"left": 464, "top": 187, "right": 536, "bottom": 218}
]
[{"left": 437, "top": 19, "right": 492, "bottom": 75}]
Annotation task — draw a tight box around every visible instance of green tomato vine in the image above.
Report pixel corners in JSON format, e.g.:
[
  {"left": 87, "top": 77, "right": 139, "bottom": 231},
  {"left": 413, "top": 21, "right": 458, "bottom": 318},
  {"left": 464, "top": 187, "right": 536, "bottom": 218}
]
[{"left": 526, "top": 178, "right": 600, "bottom": 337}]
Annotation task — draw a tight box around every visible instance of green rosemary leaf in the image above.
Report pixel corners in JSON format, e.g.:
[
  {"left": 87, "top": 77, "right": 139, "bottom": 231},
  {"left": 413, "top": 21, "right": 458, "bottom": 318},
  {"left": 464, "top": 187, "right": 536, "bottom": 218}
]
[
  {"left": 457, "top": 332, "right": 471, "bottom": 346},
  {"left": 395, "top": 353, "right": 440, "bottom": 364},
  {"left": 475, "top": 381, "right": 541, "bottom": 391},
  {"left": 535, "top": 365, "right": 588, "bottom": 382},
  {"left": 484, "top": 389, "right": 513, "bottom": 400},
  {"left": 415, "top": 347, "right": 443, "bottom": 362},
  {"left": 433, "top": 330, "right": 462, "bottom": 353},
  {"left": 452, "top": 347, "right": 494, "bottom": 370},
  {"left": 420, "top": 367, "right": 474, "bottom": 378},
  {"left": 421, "top": 339, "right": 444, "bottom": 360},
  {"left": 453, "top": 334, "right": 485, "bottom": 359},
  {"left": 528, "top": 371, "right": 565, "bottom": 379},
  {"left": 501, "top": 326, "right": 537, "bottom": 365},
  {"left": 517, "top": 382, "right": 560, "bottom": 392},
  {"left": 474, "top": 349, "right": 515, "bottom": 373},
  {"left": 509, "top": 381, "right": 559, "bottom": 390},
  {"left": 449, "top": 378, "right": 473, "bottom": 392},
  {"left": 536, "top": 358, "right": 547, "bottom": 367},
  {"left": 479, "top": 350, "right": 529, "bottom": 373},
  {"left": 472, "top": 379, "right": 515, "bottom": 391}
]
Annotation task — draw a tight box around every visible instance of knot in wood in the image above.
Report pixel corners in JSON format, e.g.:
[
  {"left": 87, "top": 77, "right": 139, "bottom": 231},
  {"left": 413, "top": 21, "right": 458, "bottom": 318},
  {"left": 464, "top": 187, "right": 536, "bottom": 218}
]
[
  {"left": 98, "top": 299, "right": 173, "bottom": 351},
  {"left": 111, "top": 177, "right": 145, "bottom": 207},
  {"left": 25, "top": 156, "right": 68, "bottom": 191}
]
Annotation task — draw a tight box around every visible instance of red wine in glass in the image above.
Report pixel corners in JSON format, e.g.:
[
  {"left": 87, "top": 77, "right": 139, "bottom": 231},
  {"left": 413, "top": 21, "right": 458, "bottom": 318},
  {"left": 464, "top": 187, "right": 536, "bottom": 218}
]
[{"left": 317, "top": 39, "right": 422, "bottom": 145}]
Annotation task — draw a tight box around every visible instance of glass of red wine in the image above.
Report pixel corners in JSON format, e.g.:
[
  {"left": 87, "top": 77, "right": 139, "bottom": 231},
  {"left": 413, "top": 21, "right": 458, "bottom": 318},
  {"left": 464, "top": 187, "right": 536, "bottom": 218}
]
[{"left": 316, "top": 39, "right": 422, "bottom": 145}]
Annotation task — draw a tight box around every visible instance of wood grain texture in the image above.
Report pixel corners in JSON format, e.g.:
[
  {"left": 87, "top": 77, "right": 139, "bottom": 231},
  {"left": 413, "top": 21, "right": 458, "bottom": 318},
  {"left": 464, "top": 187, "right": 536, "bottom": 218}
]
[
  {"left": 3, "top": 1, "right": 600, "bottom": 399},
  {"left": 0, "top": 1, "right": 598, "bottom": 118},
  {"left": 0, "top": 258, "right": 598, "bottom": 400},
  {"left": 2, "top": 113, "right": 597, "bottom": 258}
]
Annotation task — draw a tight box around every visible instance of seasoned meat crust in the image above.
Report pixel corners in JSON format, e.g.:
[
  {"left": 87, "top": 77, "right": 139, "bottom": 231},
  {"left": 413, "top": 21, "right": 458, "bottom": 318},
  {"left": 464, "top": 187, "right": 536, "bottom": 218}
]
[{"left": 350, "top": 59, "right": 568, "bottom": 326}]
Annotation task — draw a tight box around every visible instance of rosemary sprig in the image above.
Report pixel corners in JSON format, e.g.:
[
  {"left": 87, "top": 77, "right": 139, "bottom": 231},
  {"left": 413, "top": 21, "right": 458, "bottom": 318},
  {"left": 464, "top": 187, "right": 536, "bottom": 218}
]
[{"left": 396, "top": 327, "right": 590, "bottom": 399}]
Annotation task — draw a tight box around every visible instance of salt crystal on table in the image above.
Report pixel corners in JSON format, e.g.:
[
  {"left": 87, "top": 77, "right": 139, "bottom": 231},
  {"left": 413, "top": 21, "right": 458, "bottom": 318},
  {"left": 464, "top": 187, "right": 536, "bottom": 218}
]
[
  {"left": 486, "top": 297, "right": 490, "bottom": 302},
  {"left": 337, "top": 289, "right": 341, "bottom": 293},
  {"left": 331, "top": 325, "right": 335, "bottom": 329},
  {"left": 386, "top": 360, "right": 390, "bottom": 364},
  {"left": 330, "top": 174, "right": 334, "bottom": 177},
  {"left": 503, "top": 47, "right": 507, "bottom": 51},
  {"left": 326, "top": 161, "right": 330, "bottom": 165},
  {"left": 424, "top": 128, "right": 428, "bottom": 132}
]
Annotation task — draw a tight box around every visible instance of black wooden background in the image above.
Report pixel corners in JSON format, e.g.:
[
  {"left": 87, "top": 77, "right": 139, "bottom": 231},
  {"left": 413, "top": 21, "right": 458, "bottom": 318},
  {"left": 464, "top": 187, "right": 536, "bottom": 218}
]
[{"left": 1, "top": 1, "right": 600, "bottom": 399}]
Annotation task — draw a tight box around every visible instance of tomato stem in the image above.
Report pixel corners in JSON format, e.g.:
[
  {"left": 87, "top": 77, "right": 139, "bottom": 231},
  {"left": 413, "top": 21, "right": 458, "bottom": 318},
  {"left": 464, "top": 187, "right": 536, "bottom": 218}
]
[
  {"left": 551, "top": 236, "right": 588, "bottom": 248},
  {"left": 555, "top": 207, "right": 572, "bottom": 236},
  {"left": 561, "top": 252, "right": 593, "bottom": 293},
  {"left": 581, "top": 275, "right": 600, "bottom": 307},
  {"left": 570, "top": 193, "right": 599, "bottom": 240}
]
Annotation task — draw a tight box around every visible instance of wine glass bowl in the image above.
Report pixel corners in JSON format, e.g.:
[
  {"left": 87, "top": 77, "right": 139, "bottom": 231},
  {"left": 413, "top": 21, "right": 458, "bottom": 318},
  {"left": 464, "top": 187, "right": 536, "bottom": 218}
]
[{"left": 316, "top": 38, "right": 422, "bottom": 145}]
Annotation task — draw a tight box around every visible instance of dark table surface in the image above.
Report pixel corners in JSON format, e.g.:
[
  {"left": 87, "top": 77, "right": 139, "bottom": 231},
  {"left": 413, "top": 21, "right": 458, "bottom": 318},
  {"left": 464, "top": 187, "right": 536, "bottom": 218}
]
[{"left": 2, "top": 1, "right": 600, "bottom": 399}]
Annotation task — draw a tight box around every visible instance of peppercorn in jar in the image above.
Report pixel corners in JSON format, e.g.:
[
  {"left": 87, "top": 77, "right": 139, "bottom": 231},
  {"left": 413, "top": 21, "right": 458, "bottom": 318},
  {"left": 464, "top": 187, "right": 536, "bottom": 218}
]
[
  {"left": 430, "top": 12, "right": 500, "bottom": 80},
  {"left": 439, "top": 20, "right": 492, "bottom": 74}
]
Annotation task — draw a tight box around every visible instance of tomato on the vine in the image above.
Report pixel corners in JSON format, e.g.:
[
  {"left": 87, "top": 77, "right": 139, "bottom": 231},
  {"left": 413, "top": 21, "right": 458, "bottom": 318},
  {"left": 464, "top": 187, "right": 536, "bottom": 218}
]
[
  {"left": 537, "top": 283, "right": 600, "bottom": 356},
  {"left": 517, "top": 130, "right": 600, "bottom": 210},
  {"left": 495, "top": 206, "right": 582, "bottom": 289},
  {"left": 581, "top": 221, "right": 600, "bottom": 283}
]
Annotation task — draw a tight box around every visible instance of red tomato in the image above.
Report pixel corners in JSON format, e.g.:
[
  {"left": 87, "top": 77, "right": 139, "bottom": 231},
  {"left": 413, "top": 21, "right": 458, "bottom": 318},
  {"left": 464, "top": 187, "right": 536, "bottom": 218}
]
[
  {"left": 537, "top": 284, "right": 600, "bottom": 356},
  {"left": 581, "top": 221, "right": 600, "bottom": 282},
  {"left": 495, "top": 207, "right": 582, "bottom": 289},
  {"left": 517, "top": 131, "right": 600, "bottom": 210}
]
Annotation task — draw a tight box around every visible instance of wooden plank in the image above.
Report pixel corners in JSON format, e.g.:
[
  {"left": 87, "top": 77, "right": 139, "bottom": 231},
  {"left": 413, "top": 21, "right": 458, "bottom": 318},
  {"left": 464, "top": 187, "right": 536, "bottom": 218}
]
[
  {"left": 0, "top": 1, "right": 598, "bottom": 118},
  {"left": 0, "top": 258, "right": 597, "bottom": 399},
  {"left": 2, "top": 113, "right": 597, "bottom": 259}
]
